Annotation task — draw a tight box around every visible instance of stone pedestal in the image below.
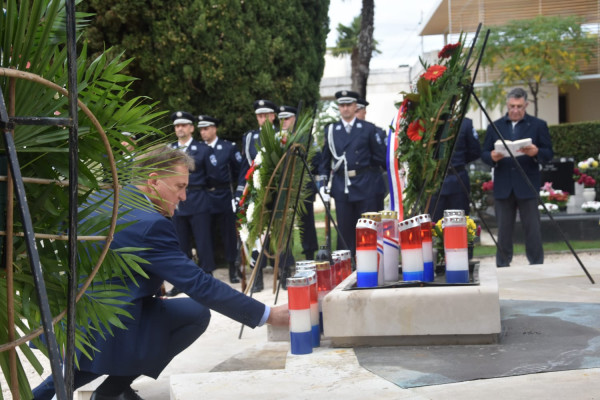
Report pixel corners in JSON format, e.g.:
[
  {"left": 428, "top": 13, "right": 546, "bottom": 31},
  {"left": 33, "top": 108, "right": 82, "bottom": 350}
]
[{"left": 322, "top": 263, "right": 501, "bottom": 346}]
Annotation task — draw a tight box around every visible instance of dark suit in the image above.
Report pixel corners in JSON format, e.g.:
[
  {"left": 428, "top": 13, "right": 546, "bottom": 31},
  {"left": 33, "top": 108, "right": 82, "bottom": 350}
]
[
  {"left": 481, "top": 113, "right": 553, "bottom": 266},
  {"left": 170, "top": 140, "right": 213, "bottom": 271},
  {"left": 205, "top": 138, "right": 242, "bottom": 267},
  {"left": 428, "top": 118, "right": 482, "bottom": 222},
  {"left": 32, "top": 187, "right": 266, "bottom": 398},
  {"left": 319, "top": 118, "right": 386, "bottom": 255},
  {"left": 299, "top": 144, "right": 321, "bottom": 259}
]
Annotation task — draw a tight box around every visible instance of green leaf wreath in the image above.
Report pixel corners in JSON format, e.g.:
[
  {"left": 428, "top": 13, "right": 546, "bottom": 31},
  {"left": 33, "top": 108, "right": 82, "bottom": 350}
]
[
  {"left": 395, "top": 34, "right": 473, "bottom": 214},
  {"left": 237, "top": 113, "right": 314, "bottom": 256}
]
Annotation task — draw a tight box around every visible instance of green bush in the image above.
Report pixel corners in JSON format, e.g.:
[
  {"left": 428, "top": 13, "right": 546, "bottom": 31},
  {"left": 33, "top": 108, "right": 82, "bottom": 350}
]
[{"left": 477, "top": 120, "right": 600, "bottom": 161}]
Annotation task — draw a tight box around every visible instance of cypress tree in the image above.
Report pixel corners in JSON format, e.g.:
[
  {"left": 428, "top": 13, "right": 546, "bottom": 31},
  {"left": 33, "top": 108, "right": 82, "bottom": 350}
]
[{"left": 84, "top": 0, "right": 330, "bottom": 140}]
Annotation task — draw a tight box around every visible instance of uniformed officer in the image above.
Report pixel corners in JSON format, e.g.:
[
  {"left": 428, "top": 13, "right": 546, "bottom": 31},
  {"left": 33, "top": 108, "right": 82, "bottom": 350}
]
[
  {"left": 356, "top": 97, "right": 388, "bottom": 210},
  {"left": 427, "top": 117, "right": 482, "bottom": 223},
  {"left": 198, "top": 115, "right": 243, "bottom": 283},
  {"left": 278, "top": 105, "right": 320, "bottom": 260},
  {"left": 318, "top": 90, "right": 386, "bottom": 256},
  {"left": 168, "top": 111, "right": 212, "bottom": 295},
  {"left": 236, "top": 99, "right": 277, "bottom": 292}
]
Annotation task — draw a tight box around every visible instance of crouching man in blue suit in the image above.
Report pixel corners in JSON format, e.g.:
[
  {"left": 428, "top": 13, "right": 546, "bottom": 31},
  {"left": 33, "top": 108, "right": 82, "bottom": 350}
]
[{"left": 33, "top": 146, "right": 289, "bottom": 400}]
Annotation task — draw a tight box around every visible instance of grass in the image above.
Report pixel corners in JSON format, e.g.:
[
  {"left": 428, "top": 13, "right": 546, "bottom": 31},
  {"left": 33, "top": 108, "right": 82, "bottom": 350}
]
[{"left": 276, "top": 208, "right": 600, "bottom": 263}]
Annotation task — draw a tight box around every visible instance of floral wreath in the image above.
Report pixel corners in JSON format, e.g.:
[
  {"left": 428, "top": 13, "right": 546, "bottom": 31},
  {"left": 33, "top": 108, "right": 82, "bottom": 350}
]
[
  {"left": 395, "top": 35, "right": 472, "bottom": 213},
  {"left": 237, "top": 116, "right": 313, "bottom": 254}
]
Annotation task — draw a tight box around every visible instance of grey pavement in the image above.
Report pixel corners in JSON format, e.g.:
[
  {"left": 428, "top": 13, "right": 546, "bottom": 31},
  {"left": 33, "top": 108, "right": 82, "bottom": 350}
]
[{"left": 6, "top": 251, "right": 600, "bottom": 399}]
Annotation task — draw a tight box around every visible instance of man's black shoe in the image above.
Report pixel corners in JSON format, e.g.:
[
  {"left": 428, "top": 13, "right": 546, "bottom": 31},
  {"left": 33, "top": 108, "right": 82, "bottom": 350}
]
[
  {"left": 229, "top": 262, "right": 241, "bottom": 283},
  {"left": 90, "top": 387, "right": 144, "bottom": 400}
]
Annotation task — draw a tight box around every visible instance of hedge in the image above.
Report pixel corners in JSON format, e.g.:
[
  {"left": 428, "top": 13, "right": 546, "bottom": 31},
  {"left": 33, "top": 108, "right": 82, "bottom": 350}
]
[{"left": 477, "top": 120, "right": 600, "bottom": 162}]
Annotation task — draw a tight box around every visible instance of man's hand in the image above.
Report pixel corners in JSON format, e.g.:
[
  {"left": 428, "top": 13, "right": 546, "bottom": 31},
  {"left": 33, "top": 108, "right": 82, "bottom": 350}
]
[
  {"left": 266, "top": 303, "right": 289, "bottom": 327},
  {"left": 232, "top": 198, "right": 238, "bottom": 213},
  {"left": 520, "top": 144, "right": 539, "bottom": 157},
  {"left": 490, "top": 150, "right": 505, "bottom": 162}
]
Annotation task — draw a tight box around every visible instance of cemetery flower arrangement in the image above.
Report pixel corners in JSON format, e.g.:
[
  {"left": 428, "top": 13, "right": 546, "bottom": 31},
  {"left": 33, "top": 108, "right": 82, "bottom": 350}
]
[
  {"left": 236, "top": 117, "right": 313, "bottom": 250},
  {"left": 581, "top": 201, "right": 600, "bottom": 213},
  {"left": 432, "top": 215, "right": 479, "bottom": 264},
  {"left": 539, "top": 182, "right": 569, "bottom": 208},
  {"left": 573, "top": 168, "right": 597, "bottom": 188},
  {"left": 469, "top": 171, "right": 492, "bottom": 212},
  {"left": 395, "top": 34, "right": 472, "bottom": 211}
]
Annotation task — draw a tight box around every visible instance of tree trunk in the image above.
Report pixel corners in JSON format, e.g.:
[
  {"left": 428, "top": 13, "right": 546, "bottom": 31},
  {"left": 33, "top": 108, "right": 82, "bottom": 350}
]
[{"left": 354, "top": 0, "right": 374, "bottom": 99}]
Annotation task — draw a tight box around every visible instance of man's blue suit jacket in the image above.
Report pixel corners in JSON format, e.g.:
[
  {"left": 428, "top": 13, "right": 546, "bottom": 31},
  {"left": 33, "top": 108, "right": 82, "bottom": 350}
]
[
  {"left": 78, "top": 187, "right": 265, "bottom": 378},
  {"left": 481, "top": 113, "right": 553, "bottom": 200}
]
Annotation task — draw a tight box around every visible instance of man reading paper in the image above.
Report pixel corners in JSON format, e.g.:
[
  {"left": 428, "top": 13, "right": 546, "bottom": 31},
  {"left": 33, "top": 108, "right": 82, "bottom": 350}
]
[{"left": 481, "top": 88, "right": 553, "bottom": 268}]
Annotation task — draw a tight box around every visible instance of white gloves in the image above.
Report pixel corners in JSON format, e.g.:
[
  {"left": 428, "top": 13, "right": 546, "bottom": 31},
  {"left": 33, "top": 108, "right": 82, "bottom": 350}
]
[{"left": 319, "top": 186, "right": 330, "bottom": 203}]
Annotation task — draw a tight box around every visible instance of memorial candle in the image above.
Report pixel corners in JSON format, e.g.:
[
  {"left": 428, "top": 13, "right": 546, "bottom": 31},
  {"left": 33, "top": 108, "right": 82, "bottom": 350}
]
[
  {"left": 286, "top": 276, "right": 312, "bottom": 354},
  {"left": 355, "top": 218, "right": 379, "bottom": 287},
  {"left": 398, "top": 217, "right": 424, "bottom": 281},
  {"left": 293, "top": 270, "right": 319, "bottom": 347},
  {"left": 443, "top": 215, "right": 469, "bottom": 283},
  {"left": 380, "top": 210, "right": 399, "bottom": 283},
  {"left": 416, "top": 214, "right": 434, "bottom": 282}
]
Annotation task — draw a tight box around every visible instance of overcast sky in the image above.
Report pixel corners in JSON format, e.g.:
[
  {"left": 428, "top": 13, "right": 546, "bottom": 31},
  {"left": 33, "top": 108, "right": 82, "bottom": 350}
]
[{"left": 327, "top": 0, "right": 445, "bottom": 69}]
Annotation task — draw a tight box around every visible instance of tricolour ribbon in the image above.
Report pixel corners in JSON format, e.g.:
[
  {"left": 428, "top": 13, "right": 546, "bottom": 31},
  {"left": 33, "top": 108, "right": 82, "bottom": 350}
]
[{"left": 386, "top": 107, "right": 405, "bottom": 221}]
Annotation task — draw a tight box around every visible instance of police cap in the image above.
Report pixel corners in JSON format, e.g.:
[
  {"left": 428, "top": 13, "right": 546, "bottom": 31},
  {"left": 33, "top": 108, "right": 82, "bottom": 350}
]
[
  {"left": 171, "top": 111, "right": 195, "bottom": 125},
  {"left": 335, "top": 90, "right": 360, "bottom": 104},
  {"left": 197, "top": 115, "right": 219, "bottom": 128}
]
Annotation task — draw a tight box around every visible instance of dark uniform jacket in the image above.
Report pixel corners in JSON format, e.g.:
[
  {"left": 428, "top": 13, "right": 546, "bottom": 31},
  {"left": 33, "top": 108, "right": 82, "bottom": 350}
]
[
  {"left": 236, "top": 129, "right": 261, "bottom": 199},
  {"left": 206, "top": 137, "right": 242, "bottom": 213},
  {"left": 481, "top": 113, "right": 553, "bottom": 200},
  {"left": 439, "top": 118, "right": 481, "bottom": 195},
  {"left": 78, "top": 187, "right": 266, "bottom": 378},
  {"left": 318, "top": 119, "right": 386, "bottom": 202},
  {"left": 171, "top": 139, "right": 210, "bottom": 215}
]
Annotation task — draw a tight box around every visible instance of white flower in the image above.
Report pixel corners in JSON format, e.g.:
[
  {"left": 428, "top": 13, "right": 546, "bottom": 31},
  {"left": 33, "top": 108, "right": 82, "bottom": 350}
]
[
  {"left": 538, "top": 203, "right": 558, "bottom": 213},
  {"left": 239, "top": 224, "right": 249, "bottom": 242},
  {"left": 539, "top": 190, "right": 550, "bottom": 197},
  {"left": 579, "top": 161, "right": 590, "bottom": 169},
  {"left": 582, "top": 201, "right": 600, "bottom": 212},
  {"left": 253, "top": 168, "right": 261, "bottom": 190},
  {"left": 255, "top": 150, "right": 264, "bottom": 166},
  {"left": 247, "top": 202, "right": 255, "bottom": 223}
]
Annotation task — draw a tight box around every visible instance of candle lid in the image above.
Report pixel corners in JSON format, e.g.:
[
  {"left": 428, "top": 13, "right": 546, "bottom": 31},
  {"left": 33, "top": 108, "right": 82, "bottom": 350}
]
[
  {"left": 294, "top": 270, "right": 317, "bottom": 285},
  {"left": 443, "top": 215, "right": 466, "bottom": 226},
  {"left": 296, "top": 263, "right": 317, "bottom": 272},
  {"left": 315, "top": 261, "right": 331, "bottom": 271},
  {"left": 443, "top": 209, "right": 465, "bottom": 217},
  {"left": 379, "top": 210, "right": 398, "bottom": 220},
  {"left": 415, "top": 213, "right": 432, "bottom": 223},
  {"left": 286, "top": 275, "right": 310, "bottom": 287},
  {"left": 361, "top": 212, "right": 381, "bottom": 222},
  {"left": 356, "top": 218, "right": 378, "bottom": 230},
  {"left": 398, "top": 217, "right": 421, "bottom": 231}
]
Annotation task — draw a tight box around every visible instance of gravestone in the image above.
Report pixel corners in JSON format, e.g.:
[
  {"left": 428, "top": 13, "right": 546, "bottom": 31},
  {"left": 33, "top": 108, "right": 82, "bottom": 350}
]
[{"left": 541, "top": 158, "right": 575, "bottom": 194}]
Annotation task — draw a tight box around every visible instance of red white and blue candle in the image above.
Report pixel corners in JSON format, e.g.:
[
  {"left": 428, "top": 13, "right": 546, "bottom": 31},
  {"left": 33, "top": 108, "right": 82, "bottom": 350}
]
[
  {"left": 443, "top": 215, "right": 469, "bottom": 283},
  {"left": 399, "top": 217, "right": 424, "bottom": 281},
  {"left": 293, "top": 270, "right": 319, "bottom": 347},
  {"left": 315, "top": 261, "right": 333, "bottom": 333},
  {"left": 416, "top": 214, "right": 434, "bottom": 282},
  {"left": 380, "top": 210, "right": 399, "bottom": 283},
  {"left": 286, "top": 275, "right": 313, "bottom": 355},
  {"left": 362, "top": 212, "right": 384, "bottom": 285},
  {"left": 355, "top": 218, "right": 379, "bottom": 287}
]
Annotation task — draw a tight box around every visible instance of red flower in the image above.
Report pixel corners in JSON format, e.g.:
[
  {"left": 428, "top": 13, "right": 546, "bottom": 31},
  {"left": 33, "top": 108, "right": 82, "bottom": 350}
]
[
  {"left": 482, "top": 180, "right": 494, "bottom": 192},
  {"left": 245, "top": 160, "right": 256, "bottom": 181},
  {"left": 421, "top": 65, "right": 447, "bottom": 82},
  {"left": 438, "top": 42, "right": 461, "bottom": 59},
  {"left": 400, "top": 98, "right": 411, "bottom": 118},
  {"left": 406, "top": 120, "right": 425, "bottom": 141}
]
